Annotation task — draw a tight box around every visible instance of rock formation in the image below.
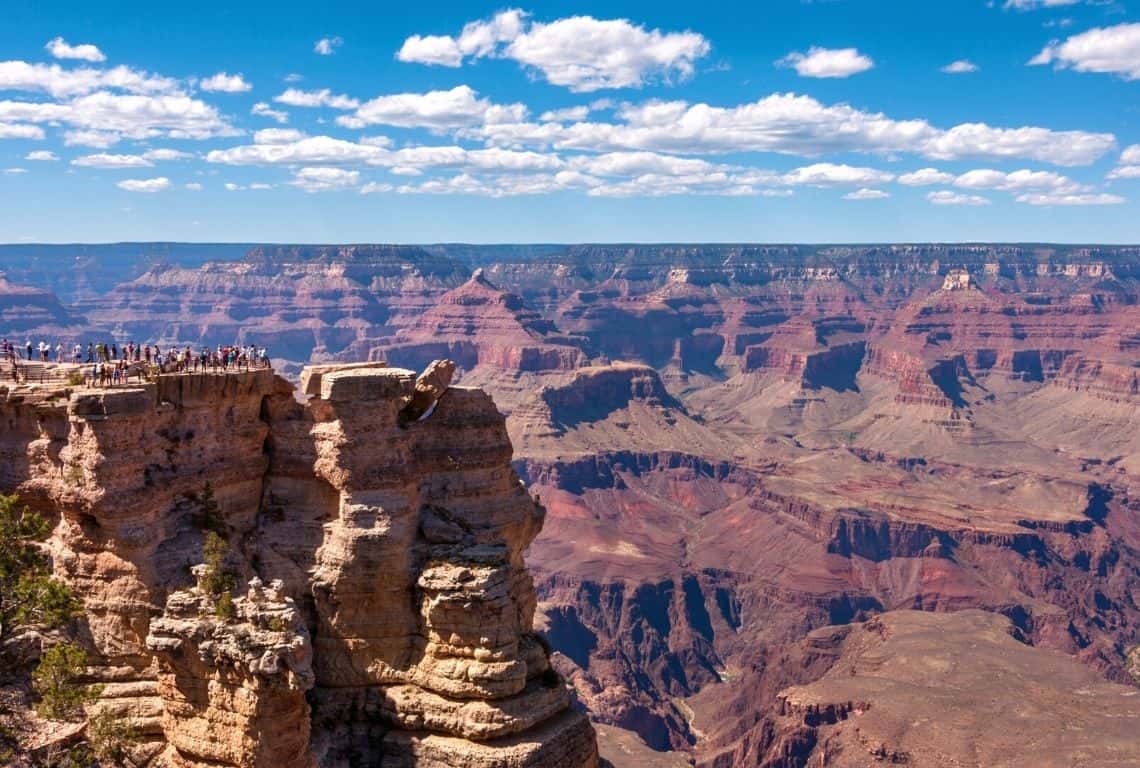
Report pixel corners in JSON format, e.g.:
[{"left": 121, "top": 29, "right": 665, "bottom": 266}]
[{"left": 0, "top": 362, "right": 598, "bottom": 768}]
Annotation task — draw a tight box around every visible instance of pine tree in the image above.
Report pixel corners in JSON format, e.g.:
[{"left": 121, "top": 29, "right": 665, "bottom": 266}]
[{"left": 0, "top": 493, "right": 81, "bottom": 649}]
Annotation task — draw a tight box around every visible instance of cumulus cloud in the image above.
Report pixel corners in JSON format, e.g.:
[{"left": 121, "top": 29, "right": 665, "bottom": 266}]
[
  {"left": 0, "top": 123, "right": 45, "bottom": 140},
  {"left": 274, "top": 88, "right": 359, "bottom": 109},
  {"left": 117, "top": 176, "right": 170, "bottom": 192},
  {"left": 397, "top": 10, "right": 710, "bottom": 92},
  {"left": 843, "top": 187, "right": 889, "bottom": 200},
  {"left": 954, "top": 168, "right": 1087, "bottom": 193},
  {"left": 251, "top": 102, "right": 288, "bottom": 123},
  {"left": 927, "top": 190, "right": 991, "bottom": 205},
  {"left": 941, "top": 60, "right": 979, "bottom": 74},
  {"left": 62, "top": 129, "right": 118, "bottom": 147},
  {"left": 539, "top": 106, "right": 591, "bottom": 123},
  {"left": 199, "top": 72, "right": 252, "bottom": 92},
  {"left": 476, "top": 92, "right": 1114, "bottom": 166},
  {"left": 45, "top": 37, "right": 105, "bottom": 62},
  {"left": 314, "top": 37, "right": 343, "bottom": 56},
  {"left": 1108, "top": 145, "right": 1140, "bottom": 179},
  {"left": 290, "top": 166, "right": 359, "bottom": 191},
  {"left": 898, "top": 168, "right": 955, "bottom": 186},
  {"left": 1030, "top": 22, "right": 1140, "bottom": 79},
  {"left": 72, "top": 152, "right": 153, "bottom": 168},
  {"left": 0, "top": 91, "right": 239, "bottom": 143},
  {"left": 207, "top": 135, "right": 385, "bottom": 166},
  {"left": 0, "top": 61, "right": 179, "bottom": 98},
  {"left": 338, "top": 85, "right": 526, "bottom": 130},
  {"left": 253, "top": 128, "right": 307, "bottom": 144},
  {"left": 782, "top": 162, "right": 894, "bottom": 186},
  {"left": 185, "top": 181, "right": 202, "bottom": 190},
  {"left": 25, "top": 150, "right": 58, "bottom": 161},
  {"left": 777, "top": 47, "right": 874, "bottom": 78},
  {"left": 143, "top": 148, "right": 192, "bottom": 161}
]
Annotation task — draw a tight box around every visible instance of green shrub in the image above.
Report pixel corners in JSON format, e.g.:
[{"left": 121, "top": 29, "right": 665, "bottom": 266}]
[
  {"left": 33, "top": 643, "right": 102, "bottom": 721},
  {"left": 0, "top": 493, "right": 82, "bottom": 650},
  {"left": 66, "top": 372, "right": 85, "bottom": 387},
  {"left": 88, "top": 707, "right": 140, "bottom": 764},
  {"left": 215, "top": 591, "right": 235, "bottom": 620}
]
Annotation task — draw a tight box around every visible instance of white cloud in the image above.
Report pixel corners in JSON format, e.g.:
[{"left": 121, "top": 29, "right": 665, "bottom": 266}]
[
  {"left": 781, "top": 162, "right": 895, "bottom": 186},
  {"left": 396, "top": 35, "right": 464, "bottom": 67},
  {"left": 1107, "top": 147, "right": 1140, "bottom": 180},
  {"left": 898, "top": 168, "right": 955, "bottom": 186},
  {"left": 777, "top": 47, "right": 874, "bottom": 78},
  {"left": 45, "top": 37, "right": 105, "bottom": 63},
  {"left": 4, "top": 167, "right": 27, "bottom": 174},
  {"left": 314, "top": 37, "right": 343, "bottom": 56},
  {"left": 207, "top": 135, "right": 385, "bottom": 166},
  {"left": 251, "top": 102, "right": 288, "bottom": 123},
  {"left": 843, "top": 187, "right": 889, "bottom": 200},
  {"left": 1016, "top": 191, "right": 1125, "bottom": 205},
  {"left": 72, "top": 152, "right": 153, "bottom": 168},
  {"left": 290, "top": 166, "right": 359, "bottom": 191},
  {"left": 0, "top": 61, "right": 180, "bottom": 98},
  {"left": 397, "top": 10, "right": 710, "bottom": 92},
  {"left": 1107, "top": 165, "right": 1140, "bottom": 179},
  {"left": 0, "top": 91, "right": 238, "bottom": 142},
  {"left": 477, "top": 92, "right": 1114, "bottom": 166},
  {"left": 185, "top": 181, "right": 202, "bottom": 190},
  {"left": 539, "top": 106, "right": 591, "bottom": 123},
  {"left": 570, "top": 150, "right": 722, "bottom": 177},
  {"left": 62, "top": 129, "right": 118, "bottom": 147},
  {"left": 927, "top": 190, "right": 991, "bottom": 206},
  {"left": 919, "top": 122, "right": 1114, "bottom": 166},
  {"left": 25, "top": 150, "right": 58, "bottom": 161},
  {"left": 338, "top": 85, "right": 526, "bottom": 130},
  {"left": 954, "top": 168, "right": 1086, "bottom": 193},
  {"left": 274, "top": 88, "right": 359, "bottom": 109},
  {"left": 199, "top": 72, "right": 252, "bottom": 92},
  {"left": 1004, "top": 0, "right": 1082, "bottom": 9},
  {"left": 117, "top": 176, "right": 170, "bottom": 192},
  {"left": 506, "top": 16, "right": 709, "bottom": 91},
  {"left": 1030, "top": 23, "right": 1140, "bottom": 79},
  {"left": 253, "top": 128, "right": 307, "bottom": 144},
  {"left": 142, "top": 148, "right": 192, "bottom": 161},
  {"left": 0, "top": 123, "right": 45, "bottom": 140},
  {"left": 941, "top": 60, "right": 979, "bottom": 74},
  {"left": 284, "top": 73, "right": 304, "bottom": 83}
]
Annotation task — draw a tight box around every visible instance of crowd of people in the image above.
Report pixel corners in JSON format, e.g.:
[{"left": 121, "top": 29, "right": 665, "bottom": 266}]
[{"left": 1, "top": 338, "right": 271, "bottom": 386}]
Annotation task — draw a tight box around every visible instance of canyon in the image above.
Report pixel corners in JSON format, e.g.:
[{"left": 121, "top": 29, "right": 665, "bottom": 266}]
[{"left": 2, "top": 242, "right": 1139, "bottom": 766}]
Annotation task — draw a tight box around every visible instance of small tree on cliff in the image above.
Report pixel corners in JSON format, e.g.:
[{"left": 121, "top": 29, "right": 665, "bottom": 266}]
[
  {"left": 200, "top": 531, "right": 236, "bottom": 619},
  {"left": 32, "top": 642, "right": 101, "bottom": 720},
  {"left": 0, "top": 493, "right": 81, "bottom": 651},
  {"left": 191, "top": 482, "right": 226, "bottom": 536}
]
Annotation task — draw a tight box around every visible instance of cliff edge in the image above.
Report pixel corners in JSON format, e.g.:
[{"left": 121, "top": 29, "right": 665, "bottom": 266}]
[{"left": 0, "top": 362, "right": 599, "bottom": 768}]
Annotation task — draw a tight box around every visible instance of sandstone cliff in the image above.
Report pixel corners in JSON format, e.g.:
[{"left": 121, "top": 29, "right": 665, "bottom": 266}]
[{"left": 0, "top": 362, "right": 598, "bottom": 768}]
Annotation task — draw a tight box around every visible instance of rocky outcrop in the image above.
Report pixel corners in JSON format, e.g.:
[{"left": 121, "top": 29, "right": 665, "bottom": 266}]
[
  {"left": 0, "top": 363, "right": 598, "bottom": 768},
  {"left": 146, "top": 577, "right": 315, "bottom": 768}
]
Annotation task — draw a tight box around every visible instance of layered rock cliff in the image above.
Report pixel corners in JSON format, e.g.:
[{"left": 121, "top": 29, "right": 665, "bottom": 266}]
[{"left": 0, "top": 362, "right": 598, "bottom": 768}]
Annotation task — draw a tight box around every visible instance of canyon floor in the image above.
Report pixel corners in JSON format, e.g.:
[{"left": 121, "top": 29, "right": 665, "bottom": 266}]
[{"left": 2, "top": 243, "right": 1139, "bottom": 766}]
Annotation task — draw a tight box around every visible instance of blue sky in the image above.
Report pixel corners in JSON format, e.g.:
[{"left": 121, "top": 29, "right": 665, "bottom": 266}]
[{"left": 1, "top": 0, "right": 1140, "bottom": 243}]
